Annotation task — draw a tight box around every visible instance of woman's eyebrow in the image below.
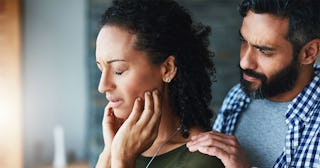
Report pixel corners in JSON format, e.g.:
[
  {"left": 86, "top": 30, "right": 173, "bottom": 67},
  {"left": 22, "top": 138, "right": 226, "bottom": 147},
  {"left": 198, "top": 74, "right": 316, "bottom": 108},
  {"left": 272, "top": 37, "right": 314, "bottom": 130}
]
[{"left": 107, "top": 59, "right": 126, "bottom": 64}]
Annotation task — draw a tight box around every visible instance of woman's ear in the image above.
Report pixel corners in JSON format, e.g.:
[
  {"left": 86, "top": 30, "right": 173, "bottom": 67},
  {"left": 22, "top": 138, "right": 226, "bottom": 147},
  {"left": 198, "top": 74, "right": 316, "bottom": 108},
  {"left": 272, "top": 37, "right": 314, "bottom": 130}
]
[
  {"left": 161, "top": 56, "right": 177, "bottom": 83},
  {"left": 299, "top": 38, "right": 320, "bottom": 65}
]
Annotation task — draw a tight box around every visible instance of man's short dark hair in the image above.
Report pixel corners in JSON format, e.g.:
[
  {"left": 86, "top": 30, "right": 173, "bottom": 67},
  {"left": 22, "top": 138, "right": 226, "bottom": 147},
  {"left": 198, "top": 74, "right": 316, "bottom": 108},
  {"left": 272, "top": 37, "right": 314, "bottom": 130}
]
[{"left": 239, "top": 0, "right": 320, "bottom": 55}]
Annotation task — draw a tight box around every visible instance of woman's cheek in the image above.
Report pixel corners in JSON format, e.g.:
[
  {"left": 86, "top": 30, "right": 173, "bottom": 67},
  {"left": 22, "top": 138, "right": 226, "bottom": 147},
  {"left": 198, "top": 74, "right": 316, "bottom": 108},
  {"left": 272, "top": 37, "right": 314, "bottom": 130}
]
[{"left": 119, "top": 85, "right": 143, "bottom": 119}]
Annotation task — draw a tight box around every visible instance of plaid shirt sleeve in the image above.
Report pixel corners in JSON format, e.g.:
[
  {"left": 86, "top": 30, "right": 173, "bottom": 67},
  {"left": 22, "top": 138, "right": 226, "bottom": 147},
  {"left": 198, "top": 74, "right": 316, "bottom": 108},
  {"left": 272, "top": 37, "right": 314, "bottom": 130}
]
[{"left": 213, "top": 84, "right": 250, "bottom": 135}]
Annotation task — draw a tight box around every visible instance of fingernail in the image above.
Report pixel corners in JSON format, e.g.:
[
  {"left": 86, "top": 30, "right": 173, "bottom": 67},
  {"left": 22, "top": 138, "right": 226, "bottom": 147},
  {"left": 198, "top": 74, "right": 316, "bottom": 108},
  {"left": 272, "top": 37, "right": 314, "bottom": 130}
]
[{"left": 146, "top": 91, "right": 151, "bottom": 96}]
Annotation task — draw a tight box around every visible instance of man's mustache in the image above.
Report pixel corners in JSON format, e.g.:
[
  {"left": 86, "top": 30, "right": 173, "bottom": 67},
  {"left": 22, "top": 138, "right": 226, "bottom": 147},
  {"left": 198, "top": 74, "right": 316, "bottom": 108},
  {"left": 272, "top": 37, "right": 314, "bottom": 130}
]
[{"left": 240, "top": 67, "right": 266, "bottom": 80}]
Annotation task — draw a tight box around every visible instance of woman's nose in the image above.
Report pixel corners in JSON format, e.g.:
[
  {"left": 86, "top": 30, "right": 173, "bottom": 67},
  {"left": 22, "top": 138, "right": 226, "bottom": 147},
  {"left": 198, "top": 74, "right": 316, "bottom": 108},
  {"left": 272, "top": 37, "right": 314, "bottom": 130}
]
[{"left": 98, "top": 70, "right": 115, "bottom": 93}]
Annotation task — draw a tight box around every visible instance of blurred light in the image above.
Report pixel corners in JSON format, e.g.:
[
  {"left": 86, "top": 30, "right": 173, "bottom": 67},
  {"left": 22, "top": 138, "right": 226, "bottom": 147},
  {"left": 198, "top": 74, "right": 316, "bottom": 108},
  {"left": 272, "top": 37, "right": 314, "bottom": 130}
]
[{"left": 0, "top": 0, "right": 23, "bottom": 167}]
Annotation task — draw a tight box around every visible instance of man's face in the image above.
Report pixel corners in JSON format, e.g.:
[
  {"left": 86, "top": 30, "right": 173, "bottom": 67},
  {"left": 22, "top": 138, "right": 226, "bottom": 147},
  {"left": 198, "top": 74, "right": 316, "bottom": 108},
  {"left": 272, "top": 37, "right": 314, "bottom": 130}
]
[{"left": 239, "top": 10, "right": 298, "bottom": 99}]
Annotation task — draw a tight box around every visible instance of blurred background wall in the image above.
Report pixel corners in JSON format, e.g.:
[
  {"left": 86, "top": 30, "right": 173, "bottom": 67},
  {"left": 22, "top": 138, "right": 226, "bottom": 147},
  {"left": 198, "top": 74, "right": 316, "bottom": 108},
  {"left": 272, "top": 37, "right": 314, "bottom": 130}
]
[
  {"left": 18, "top": 0, "right": 320, "bottom": 168},
  {"left": 23, "top": 0, "right": 88, "bottom": 167}
]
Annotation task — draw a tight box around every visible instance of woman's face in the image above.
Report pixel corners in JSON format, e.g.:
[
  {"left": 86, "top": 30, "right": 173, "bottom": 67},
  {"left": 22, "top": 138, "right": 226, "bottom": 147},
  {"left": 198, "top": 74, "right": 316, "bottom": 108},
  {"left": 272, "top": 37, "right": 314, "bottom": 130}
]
[{"left": 96, "top": 25, "right": 163, "bottom": 120}]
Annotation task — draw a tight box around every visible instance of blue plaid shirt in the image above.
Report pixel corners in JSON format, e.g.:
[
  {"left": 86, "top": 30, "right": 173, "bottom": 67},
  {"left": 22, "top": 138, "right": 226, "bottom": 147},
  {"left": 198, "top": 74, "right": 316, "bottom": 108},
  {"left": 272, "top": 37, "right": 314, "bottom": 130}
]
[{"left": 213, "top": 65, "right": 320, "bottom": 168}]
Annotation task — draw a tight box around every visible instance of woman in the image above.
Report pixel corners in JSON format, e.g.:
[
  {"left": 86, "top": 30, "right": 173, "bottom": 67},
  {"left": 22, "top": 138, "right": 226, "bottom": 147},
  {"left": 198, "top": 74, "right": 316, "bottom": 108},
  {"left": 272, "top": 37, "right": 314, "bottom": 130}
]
[{"left": 95, "top": 0, "right": 224, "bottom": 167}]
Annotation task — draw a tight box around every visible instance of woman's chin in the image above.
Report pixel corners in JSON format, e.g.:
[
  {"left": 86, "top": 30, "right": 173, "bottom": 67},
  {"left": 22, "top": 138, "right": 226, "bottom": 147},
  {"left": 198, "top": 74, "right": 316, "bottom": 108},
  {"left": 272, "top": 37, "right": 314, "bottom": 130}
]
[{"left": 113, "top": 109, "right": 130, "bottom": 120}]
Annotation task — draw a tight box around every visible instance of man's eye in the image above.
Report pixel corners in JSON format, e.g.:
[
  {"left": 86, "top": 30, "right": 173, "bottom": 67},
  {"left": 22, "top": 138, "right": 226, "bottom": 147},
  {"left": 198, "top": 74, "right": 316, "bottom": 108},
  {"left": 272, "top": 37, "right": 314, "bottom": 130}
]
[{"left": 258, "top": 49, "right": 272, "bottom": 56}]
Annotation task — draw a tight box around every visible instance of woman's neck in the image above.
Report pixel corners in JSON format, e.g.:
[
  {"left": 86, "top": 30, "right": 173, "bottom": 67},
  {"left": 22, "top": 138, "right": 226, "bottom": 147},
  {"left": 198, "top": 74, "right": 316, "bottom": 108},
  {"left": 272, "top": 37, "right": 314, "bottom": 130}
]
[{"left": 141, "top": 103, "right": 185, "bottom": 156}]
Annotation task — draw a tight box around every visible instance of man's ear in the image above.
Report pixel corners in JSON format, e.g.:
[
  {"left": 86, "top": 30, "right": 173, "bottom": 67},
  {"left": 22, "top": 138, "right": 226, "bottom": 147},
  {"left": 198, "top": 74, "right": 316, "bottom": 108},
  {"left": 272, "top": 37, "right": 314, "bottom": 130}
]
[
  {"left": 299, "top": 38, "right": 320, "bottom": 65},
  {"left": 160, "top": 56, "right": 177, "bottom": 83}
]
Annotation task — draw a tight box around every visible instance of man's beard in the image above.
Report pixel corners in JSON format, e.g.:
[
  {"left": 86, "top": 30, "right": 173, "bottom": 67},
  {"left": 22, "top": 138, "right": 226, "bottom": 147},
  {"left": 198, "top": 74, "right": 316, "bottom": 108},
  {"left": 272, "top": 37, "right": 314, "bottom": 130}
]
[{"left": 240, "top": 57, "right": 298, "bottom": 99}]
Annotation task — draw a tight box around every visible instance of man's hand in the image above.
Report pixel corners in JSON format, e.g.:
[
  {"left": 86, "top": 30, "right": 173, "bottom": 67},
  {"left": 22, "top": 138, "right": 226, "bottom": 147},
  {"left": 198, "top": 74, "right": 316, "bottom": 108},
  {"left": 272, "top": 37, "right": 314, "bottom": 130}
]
[{"left": 186, "top": 130, "right": 250, "bottom": 168}]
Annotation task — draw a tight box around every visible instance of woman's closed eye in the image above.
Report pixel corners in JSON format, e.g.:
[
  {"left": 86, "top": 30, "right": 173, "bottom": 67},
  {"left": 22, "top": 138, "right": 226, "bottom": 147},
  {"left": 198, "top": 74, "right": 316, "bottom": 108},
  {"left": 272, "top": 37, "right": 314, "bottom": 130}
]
[
  {"left": 115, "top": 71, "right": 124, "bottom": 75},
  {"left": 113, "top": 66, "right": 128, "bottom": 75}
]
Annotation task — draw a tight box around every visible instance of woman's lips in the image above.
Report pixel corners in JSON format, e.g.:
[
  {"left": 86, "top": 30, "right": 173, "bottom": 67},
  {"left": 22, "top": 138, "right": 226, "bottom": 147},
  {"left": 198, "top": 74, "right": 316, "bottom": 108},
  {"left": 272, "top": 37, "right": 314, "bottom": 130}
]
[{"left": 107, "top": 97, "right": 124, "bottom": 108}]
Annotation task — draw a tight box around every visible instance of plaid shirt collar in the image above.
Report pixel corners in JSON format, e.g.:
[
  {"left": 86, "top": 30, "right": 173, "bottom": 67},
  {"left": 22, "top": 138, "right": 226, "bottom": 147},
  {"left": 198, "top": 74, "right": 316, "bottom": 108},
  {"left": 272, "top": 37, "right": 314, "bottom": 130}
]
[
  {"left": 286, "top": 67, "right": 320, "bottom": 124},
  {"left": 213, "top": 64, "right": 320, "bottom": 167}
]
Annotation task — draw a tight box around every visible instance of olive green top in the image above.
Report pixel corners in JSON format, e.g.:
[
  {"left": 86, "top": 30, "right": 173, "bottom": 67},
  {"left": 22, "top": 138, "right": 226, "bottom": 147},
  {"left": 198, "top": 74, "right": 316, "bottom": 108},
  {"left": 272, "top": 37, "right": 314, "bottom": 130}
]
[{"left": 136, "top": 145, "right": 224, "bottom": 168}]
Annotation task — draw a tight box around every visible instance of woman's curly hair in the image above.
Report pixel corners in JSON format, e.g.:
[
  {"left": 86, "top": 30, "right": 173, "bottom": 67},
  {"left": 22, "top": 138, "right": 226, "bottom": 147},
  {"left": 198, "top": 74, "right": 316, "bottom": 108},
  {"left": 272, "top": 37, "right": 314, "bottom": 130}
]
[{"left": 100, "top": 0, "right": 216, "bottom": 137}]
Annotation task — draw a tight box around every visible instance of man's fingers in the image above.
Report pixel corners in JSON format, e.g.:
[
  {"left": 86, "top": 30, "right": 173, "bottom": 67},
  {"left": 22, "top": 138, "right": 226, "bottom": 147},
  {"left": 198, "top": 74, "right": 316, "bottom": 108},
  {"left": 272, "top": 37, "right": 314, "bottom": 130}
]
[
  {"left": 187, "top": 131, "right": 240, "bottom": 155},
  {"left": 198, "top": 145, "right": 229, "bottom": 159},
  {"left": 198, "top": 144, "right": 248, "bottom": 168},
  {"left": 187, "top": 138, "right": 240, "bottom": 165},
  {"left": 188, "top": 138, "right": 230, "bottom": 157},
  {"left": 190, "top": 138, "right": 237, "bottom": 153},
  {"left": 188, "top": 131, "right": 249, "bottom": 168},
  {"left": 191, "top": 131, "right": 238, "bottom": 146}
]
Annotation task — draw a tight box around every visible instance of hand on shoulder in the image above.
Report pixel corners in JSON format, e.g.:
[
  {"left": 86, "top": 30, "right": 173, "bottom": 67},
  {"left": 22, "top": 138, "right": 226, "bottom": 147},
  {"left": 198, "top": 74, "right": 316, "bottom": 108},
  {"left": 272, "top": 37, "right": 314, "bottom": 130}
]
[{"left": 186, "top": 130, "right": 250, "bottom": 168}]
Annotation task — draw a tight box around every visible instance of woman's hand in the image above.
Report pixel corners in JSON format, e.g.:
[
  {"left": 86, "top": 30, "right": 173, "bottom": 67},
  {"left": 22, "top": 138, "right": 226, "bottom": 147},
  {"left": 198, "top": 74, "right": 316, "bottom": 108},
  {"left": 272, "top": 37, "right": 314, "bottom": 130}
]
[
  {"left": 111, "top": 90, "right": 162, "bottom": 168},
  {"left": 96, "top": 105, "right": 124, "bottom": 168},
  {"left": 186, "top": 130, "right": 250, "bottom": 168}
]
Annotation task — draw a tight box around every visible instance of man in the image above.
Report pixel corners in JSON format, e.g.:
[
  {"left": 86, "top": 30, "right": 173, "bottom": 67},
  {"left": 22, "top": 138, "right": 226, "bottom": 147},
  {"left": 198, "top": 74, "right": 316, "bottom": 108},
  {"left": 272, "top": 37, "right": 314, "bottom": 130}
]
[{"left": 187, "top": 0, "right": 320, "bottom": 167}]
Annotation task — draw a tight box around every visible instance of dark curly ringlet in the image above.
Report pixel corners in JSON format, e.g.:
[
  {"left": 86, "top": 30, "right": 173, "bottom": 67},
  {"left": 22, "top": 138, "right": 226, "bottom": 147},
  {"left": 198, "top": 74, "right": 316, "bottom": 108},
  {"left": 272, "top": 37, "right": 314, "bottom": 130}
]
[
  {"left": 100, "top": 0, "right": 216, "bottom": 136},
  {"left": 239, "top": 0, "right": 320, "bottom": 57}
]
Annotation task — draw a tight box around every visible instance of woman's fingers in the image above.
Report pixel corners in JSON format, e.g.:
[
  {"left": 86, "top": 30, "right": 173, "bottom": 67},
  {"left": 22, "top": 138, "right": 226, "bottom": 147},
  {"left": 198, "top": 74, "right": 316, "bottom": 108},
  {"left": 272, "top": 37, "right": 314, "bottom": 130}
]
[
  {"left": 147, "top": 90, "right": 162, "bottom": 128},
  {"left": 102, "top": 106, "right": 116, "bottom": 148},
  {"left": 137, "top": 91, "right": 154, "bottom": 125},
  {"left": 102, "top": 106, "right": 115, "bottom": 131},
  {"left": 126, "top": 97, "right": 143, "bottom": 124},
  {"left": 123, "top": 89, "right": 162, "bottom": 129}
]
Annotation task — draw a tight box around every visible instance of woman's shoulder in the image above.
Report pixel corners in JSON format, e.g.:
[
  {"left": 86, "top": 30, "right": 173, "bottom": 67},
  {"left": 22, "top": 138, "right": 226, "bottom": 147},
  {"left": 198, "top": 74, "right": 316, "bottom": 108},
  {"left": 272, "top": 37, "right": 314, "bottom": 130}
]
[
  {"left": 136, "top": 144, "right": 224, "bottom": 168},
  {"left": 175, "top": 145, "right": 224, "bottom": 168},
  {"left": 177, "top": 128, "right": 225, "bottom": 168}
]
